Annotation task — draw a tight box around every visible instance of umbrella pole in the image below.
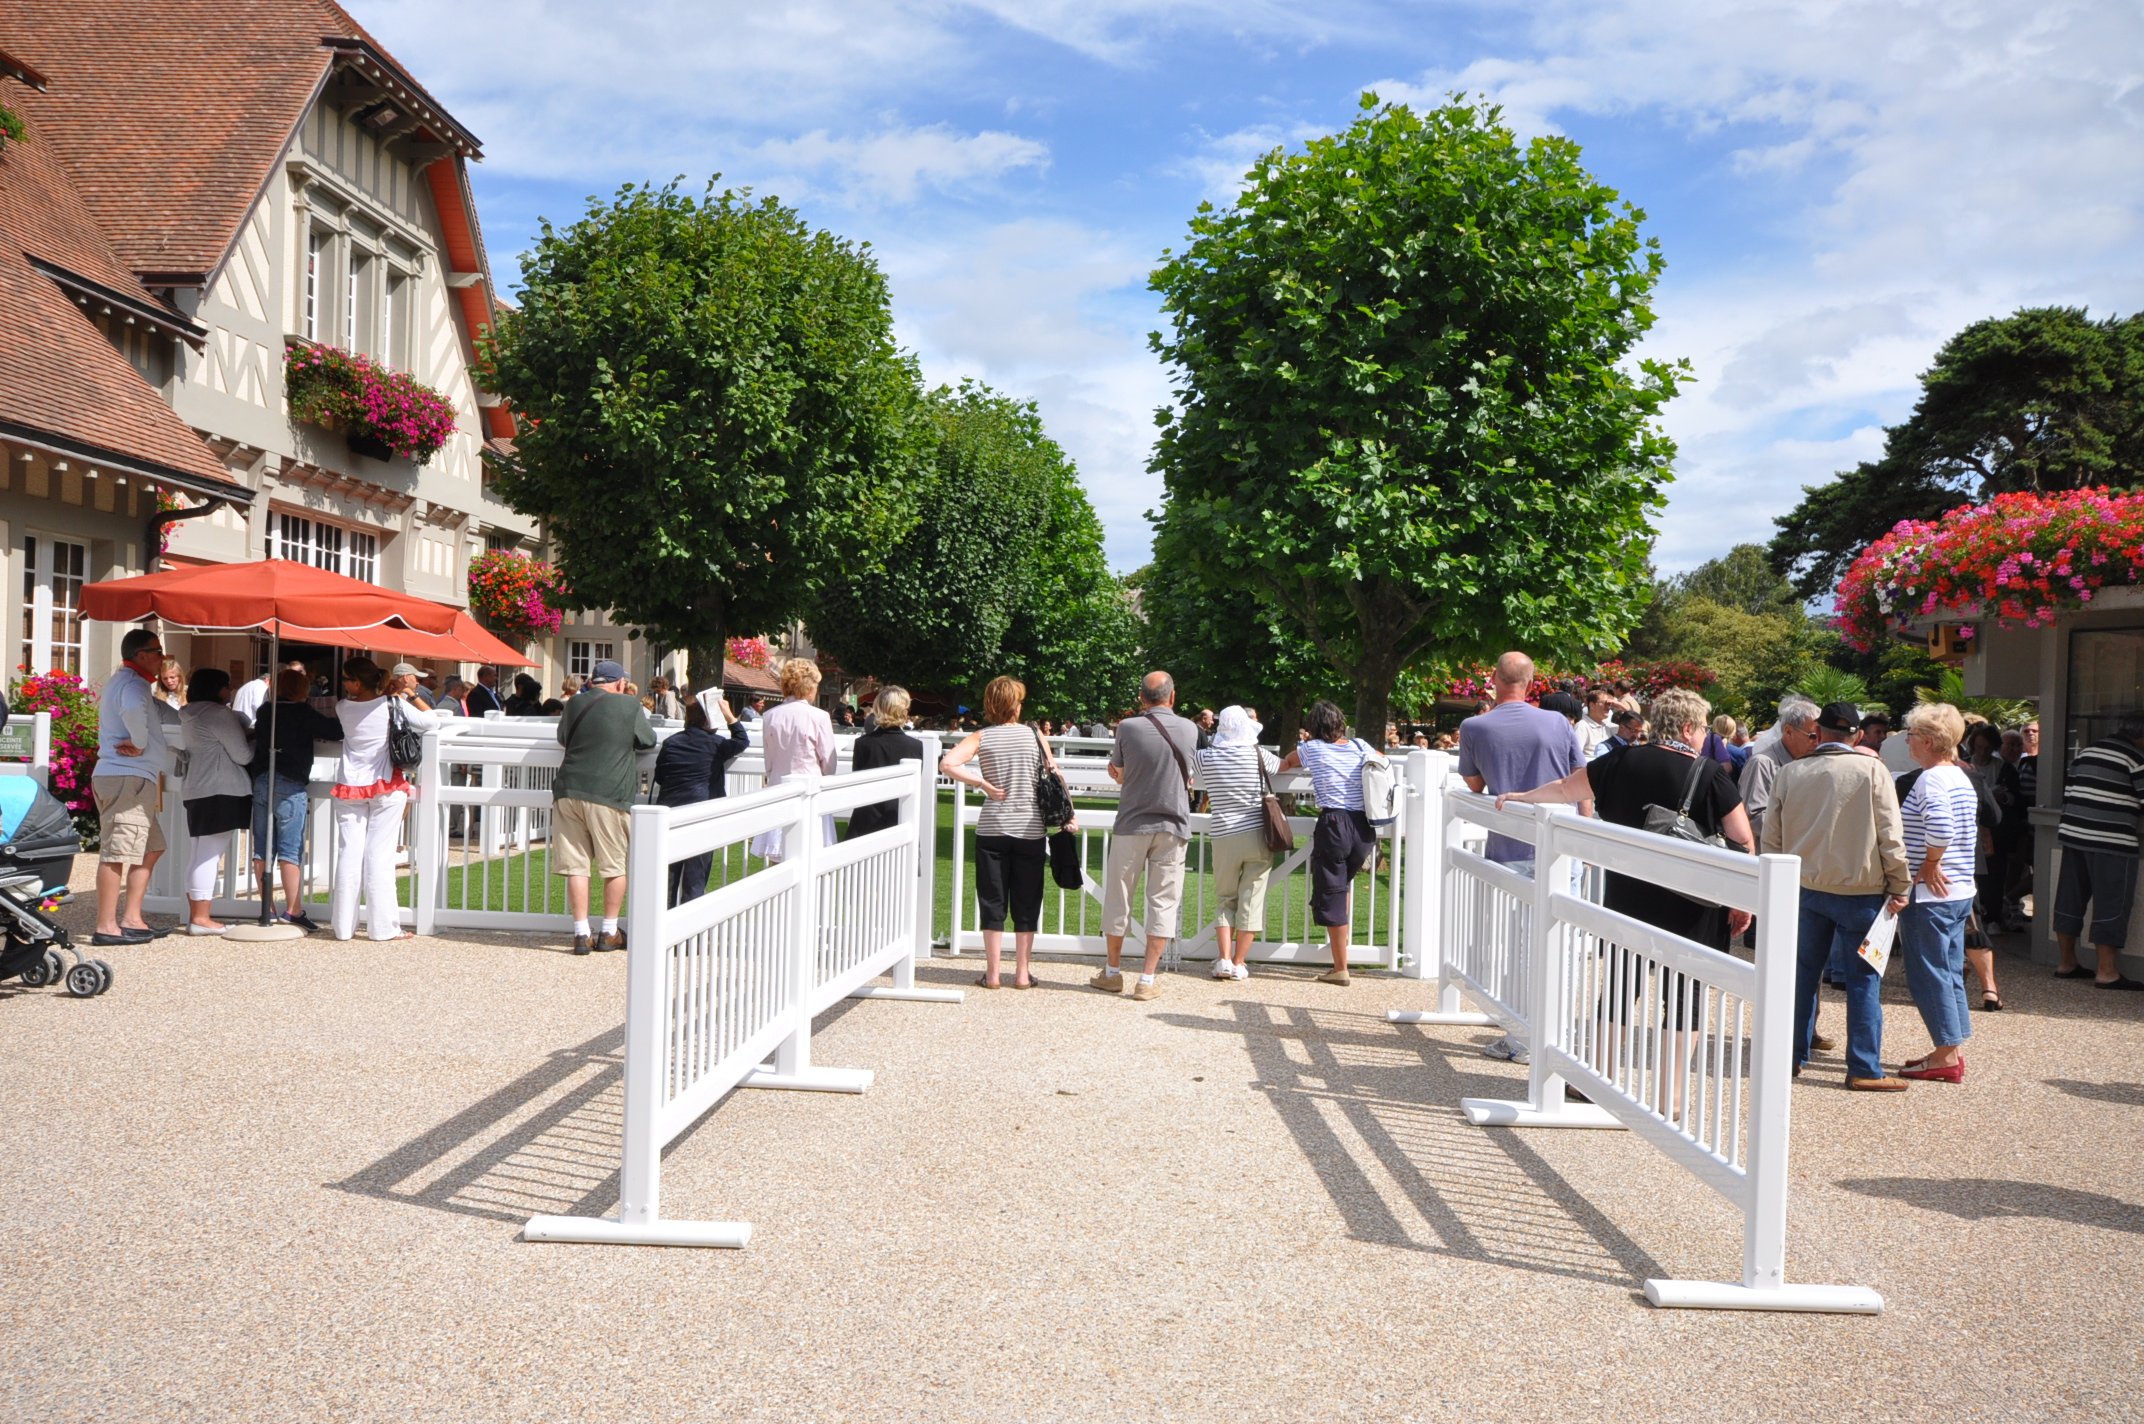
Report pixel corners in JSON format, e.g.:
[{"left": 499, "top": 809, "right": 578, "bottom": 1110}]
[{"left": 229, "top": 631, "right": 302, "bottom": 943}]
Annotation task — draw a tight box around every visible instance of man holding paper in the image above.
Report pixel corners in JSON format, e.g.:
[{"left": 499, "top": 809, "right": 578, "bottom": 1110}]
[{"left": 1762, "top": 701, "right": 1912, "bottom": 1091}]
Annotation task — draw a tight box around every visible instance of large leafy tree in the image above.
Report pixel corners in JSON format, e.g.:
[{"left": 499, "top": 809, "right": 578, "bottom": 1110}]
[
  {"left": 481, "top": 181, "right": 926, "bottom": 668},
  {"left": 1771, "top": 306, "right": 2144, "bottom": 599},
  {"left": 1149, "top": 95, "right": 1684, "bottom": 737},
  {"left": 996, "top": 473, "right": 1144, "bottom": 724},
  {"left": 810, "top": 382, "right": 1059, "bottom": 693}
]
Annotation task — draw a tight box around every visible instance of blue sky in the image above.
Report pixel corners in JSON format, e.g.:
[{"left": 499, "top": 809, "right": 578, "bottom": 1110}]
[{"left": 361, "top": 0, "right": 2144, "bottom": 577}]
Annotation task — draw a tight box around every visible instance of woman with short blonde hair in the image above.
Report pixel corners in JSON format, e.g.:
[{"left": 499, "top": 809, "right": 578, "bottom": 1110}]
[
  {"left": 873, "top": 685, "right": 911, "bottom": 727},
  {"left": 778, "top": 658, "right": 823, "bottom": 702},
  {"left": 1896, "top": 701, "right": 1984, "bottom": 1077},
  {"left": 1903, "top": 701, "right": 1964, "bottom": 762}
]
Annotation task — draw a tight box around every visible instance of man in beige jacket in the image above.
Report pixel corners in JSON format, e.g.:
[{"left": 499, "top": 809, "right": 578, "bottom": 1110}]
[{"left": 1761, "top": 701, "right": 1911, "bottom": 1091}]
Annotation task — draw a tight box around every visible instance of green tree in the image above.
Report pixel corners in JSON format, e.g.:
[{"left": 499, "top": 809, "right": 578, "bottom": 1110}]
[
  {"left": 1771, "top": 306, "right": 2144, "bottom": 599},
  {"left": 481, "top": 181, "right": 925, "bottom": 669},
  {"left": 1677, "top": 543, "right": 1802, "bottom": 617},
  {"left": 1139, "top": 507, "right": 1342, "bottom": 738},
  {"left": 1149, "top": 95, "right": 1684, "bottom": 737},
  {"left": 809, "top": 382, "right": 1059, "bottom": 694},
  {"left": 995, "top": 469, "right": 1145, "bottom": 724}
]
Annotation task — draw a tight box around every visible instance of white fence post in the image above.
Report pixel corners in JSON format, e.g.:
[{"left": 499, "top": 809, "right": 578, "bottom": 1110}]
[
  {"left": 617, "top": 803, "right": 670, "bottom": 1229},
  {"left": 1389, "top": 768, "right": 1497, "bottom": 1028},
  {"left": 852, "top": 734, "right": 961, "bottom": 1005},
  {"left": 743, "top": 790, "right": 873, "bottom": 1094},
  {"left": 1397, "top": 749, "right": 1439, "bottom": 979},
  {"left": 1460, "top": 807, "right": 1621, "bottom": 1128},
  {"left": 1641, "top": 853, "right": 1879, "bottom": 1312},
  {"left": 410, "top": 728, "right": 443, "bottom": 937}
]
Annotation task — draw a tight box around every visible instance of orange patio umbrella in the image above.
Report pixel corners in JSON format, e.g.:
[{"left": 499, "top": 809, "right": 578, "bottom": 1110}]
[{"left": 354, "top": 609, "right": 536, "bottom": 668}]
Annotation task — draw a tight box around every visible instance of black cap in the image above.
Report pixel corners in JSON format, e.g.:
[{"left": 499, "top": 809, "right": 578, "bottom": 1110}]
[{"left": 1816, "top": 701, "right": 1863, "bottom": 734}]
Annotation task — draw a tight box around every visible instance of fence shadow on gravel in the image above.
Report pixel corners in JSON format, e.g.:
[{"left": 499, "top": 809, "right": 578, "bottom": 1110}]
[
  {"left": 2043, "top": 1078, "right": 2144, "bottom": 1107},
  {"left": 330, "top": 993, "right": 884, "bottom": 1226},
  {"left": 1839, "top": 1177, "right": 2144, "bottom": 1234},
  {"left": 1156, "top": 1000, "right": 1668, "bottom": 1288}
]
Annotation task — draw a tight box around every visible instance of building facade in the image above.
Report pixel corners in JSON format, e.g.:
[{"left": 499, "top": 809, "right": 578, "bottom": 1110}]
[{"left": 2, "top": 3, "right": 653, "bottom": 695}]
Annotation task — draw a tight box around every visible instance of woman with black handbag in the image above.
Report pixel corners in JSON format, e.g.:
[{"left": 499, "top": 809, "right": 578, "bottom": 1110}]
[
  {"left": 329, "top": 656, "right": 438, "bottom": 942},
  {"left": 939, "top": 676, "right": 1073, "bottom": 990},
  {"left": 1194, "top": 705, "right": 1283, "bottom": 981}
]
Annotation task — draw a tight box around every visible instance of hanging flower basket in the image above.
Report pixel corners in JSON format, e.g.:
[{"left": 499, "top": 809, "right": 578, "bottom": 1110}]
[
  {"left": 725, "top": 635, "right": 774, "bottom": 670},
  {"left": 1834, "top": 487, "right": 2144, "bottom": 652},
  {"left": 285, "top": 340, "right": 457, "bottom": 463},
  {"left": 467, "top": 550, "right": 566, "bottom": 641}
]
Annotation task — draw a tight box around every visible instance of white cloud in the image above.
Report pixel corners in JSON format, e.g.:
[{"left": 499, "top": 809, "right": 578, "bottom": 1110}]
[
  {"left": 754, "top": 125, "right": 1048, "bottom": 204},
  {"left": 1381, "top": 0, "right": 2144, "bottom": 572},
  {"left": 1170, "top": 122, "right": 1330, "bottom": 205}
]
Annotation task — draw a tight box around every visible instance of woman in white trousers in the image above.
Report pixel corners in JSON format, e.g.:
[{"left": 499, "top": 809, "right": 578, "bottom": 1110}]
[{"left": 330, "top": 657, "right": 439, "bottom": 941}]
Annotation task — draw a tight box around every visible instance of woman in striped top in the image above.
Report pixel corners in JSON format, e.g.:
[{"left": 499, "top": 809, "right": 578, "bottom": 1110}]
[
  {"left": 1193, "top": 705, "right": 1279, "bottom": 980},
  {"left": 1896, "top": 702, "right": 1982, "bottom": 1082},
  {"left": 940, "top": 675, "right": 1067, "bottom": 990},
  {"left": 1276, "top": 699, "right": 1373, "bottom": 985}
]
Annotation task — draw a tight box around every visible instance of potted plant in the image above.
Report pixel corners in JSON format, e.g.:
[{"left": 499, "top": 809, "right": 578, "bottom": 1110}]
[
  {"left": 467, "top": 551, "right": 565, "bottom": 642},
  {"left": 284, "top": 341, "right": 458, "bottom": 464}
]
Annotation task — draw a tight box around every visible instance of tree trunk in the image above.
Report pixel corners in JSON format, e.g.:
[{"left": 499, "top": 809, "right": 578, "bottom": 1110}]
[
  {"left": 1352, "top": 643, "right": 1402, "bottom": 750},
  {"left": 1274, "top": 691, "right": 1305, "bottom": 751},
  {"left": 683, "top": 595, "right": 728, "bottom": 698}
]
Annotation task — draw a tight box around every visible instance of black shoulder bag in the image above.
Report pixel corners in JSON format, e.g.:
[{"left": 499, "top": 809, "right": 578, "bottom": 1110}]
[
  {"left": 386, "top": 697, "right": 424, "bottom": 771},
  {"left": 1642, "top": 750, "right": 1729, "bottom": 850},
  {"left": 1030, "top": 726, "right": 1074, "bottom": 830}
]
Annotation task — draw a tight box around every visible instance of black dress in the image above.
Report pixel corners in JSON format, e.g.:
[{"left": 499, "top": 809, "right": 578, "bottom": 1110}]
[
  {"left": 1585, "top": 742, "right": 1745, "bottom": 950},
  {"left": 847, "top": 726, "right": 925, "bottom": 840}
]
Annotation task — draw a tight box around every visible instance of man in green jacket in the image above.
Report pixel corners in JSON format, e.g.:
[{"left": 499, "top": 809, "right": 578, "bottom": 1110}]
[{"left": 553, "top": 659, "right": 657, "bottom": 955}]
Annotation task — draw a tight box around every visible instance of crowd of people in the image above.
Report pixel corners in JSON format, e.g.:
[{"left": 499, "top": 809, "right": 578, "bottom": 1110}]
[{"left": 88, "top": 633, "right": 2130, "bottom": 1084}]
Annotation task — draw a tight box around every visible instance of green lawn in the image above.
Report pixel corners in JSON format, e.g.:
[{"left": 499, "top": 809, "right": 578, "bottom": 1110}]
[{"left": 409, "top": 794, "right": 1398, "bottom": 947}]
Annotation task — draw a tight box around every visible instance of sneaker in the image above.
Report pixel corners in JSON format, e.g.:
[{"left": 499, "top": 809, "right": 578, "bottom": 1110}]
[
  {"left": 186, "top": 923, "right": 228, "bottom": 936},
  {"left": 597, "top": 931, "right": 626, "bottom": 953},
  {"left": 1129, "top": 979, "right": 1162, "bottom": 1002},
  {"left": 281, "top": 911, "right": 321, "bottom": 933},
  {"left": 1088, "top": 968, "right": 1124, "bottom": 992},
  {"left": 1230, "top": 961, "right": 1250, "bottom": 981},
  {"left": 1316, "top": 968, "right": 1351, "bottom": 986},
  {"left": 1210, "top": 959, "right": 1236, "bottom": 980},
  {"left": 1482, "top": 1035, "right": 1529, "bottom": 1065},
  {"left": 572, "top": 933, "right": 593, "bottom": 956}
]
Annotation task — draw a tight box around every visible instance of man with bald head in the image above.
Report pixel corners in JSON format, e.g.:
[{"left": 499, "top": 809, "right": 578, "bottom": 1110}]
[
  {"left": 1094, "top": 670, "right": 1202, "bottom": 1002},
  {"left": 1455, "top": 651, "right": 1586, "bottom": 1063}
]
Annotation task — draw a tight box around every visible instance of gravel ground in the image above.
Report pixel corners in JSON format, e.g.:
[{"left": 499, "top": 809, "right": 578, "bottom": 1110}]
[{"left": 5, "top": 860, "right": 2143, "bottom": 1422}]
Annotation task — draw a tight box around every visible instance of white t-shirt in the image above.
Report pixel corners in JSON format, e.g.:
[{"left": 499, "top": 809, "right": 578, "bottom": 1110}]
[{"left": 231, "top": 675, "right": 270, "bottom": 729}]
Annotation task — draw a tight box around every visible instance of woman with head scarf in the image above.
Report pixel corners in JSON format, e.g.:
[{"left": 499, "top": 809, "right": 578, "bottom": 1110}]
[{"left": 1194, "top": 705, "right": 1280, "bottom": 981}]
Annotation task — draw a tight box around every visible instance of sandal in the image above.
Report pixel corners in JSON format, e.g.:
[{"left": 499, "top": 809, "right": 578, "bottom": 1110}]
[
  {"left": 2095, "top": 976, "right": 2144, "bottom": 991},
  {"left": 1978, "top": 990, "right": 2002, "bottom": 1010},
  {"left": 973, "top": 974, "right": 1001, "bottom": 990},
  {"left": 1013, "top": 976, "right": 1036, "bottom": 990}
]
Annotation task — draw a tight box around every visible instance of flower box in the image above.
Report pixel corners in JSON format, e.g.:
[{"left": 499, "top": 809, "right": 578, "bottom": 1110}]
[
  {"left": 285, "top": 341, "right": 457, "bottom": 464},
  {"left": 467, "top": 551, "right": 565, "bottom": 641}
]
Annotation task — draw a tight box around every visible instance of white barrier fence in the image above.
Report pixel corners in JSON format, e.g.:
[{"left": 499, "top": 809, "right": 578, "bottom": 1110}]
[
  {"left": 943, "top": 751, "right": 1420, "bottom": 969},
  {"left": 523, "top": 754, "right": 957, "bottom": 1247},
  {"left": 1389, "top": 782, "right": 1883, "bottom": 1314}
]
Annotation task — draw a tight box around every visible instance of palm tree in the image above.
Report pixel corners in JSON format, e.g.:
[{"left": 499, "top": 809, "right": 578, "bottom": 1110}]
[
  {"left": 1913, "top": 668, "right": 2036, "bottom": 727},
  {"left": 1792, "top": 665, "right": 1870, "bottom": 710}
]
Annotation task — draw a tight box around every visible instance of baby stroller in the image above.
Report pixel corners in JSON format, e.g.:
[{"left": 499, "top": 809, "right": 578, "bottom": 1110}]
[{"left": 0, "top": 775, "right": 106, "bottom": 997}]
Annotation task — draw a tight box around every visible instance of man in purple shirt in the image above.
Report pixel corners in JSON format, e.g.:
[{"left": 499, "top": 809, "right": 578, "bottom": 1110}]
[
  {"left": 1455, "top": 651, "right": 1586, "bottom": 864},
  {"left": 1454, "top": 651, "right": 1585, "bottom": 1065}
]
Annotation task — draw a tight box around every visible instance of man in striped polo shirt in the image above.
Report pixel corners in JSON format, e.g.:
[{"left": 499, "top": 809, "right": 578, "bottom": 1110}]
[{"left": 2052, "top": 714, "right": 2144, "bottom": 989}]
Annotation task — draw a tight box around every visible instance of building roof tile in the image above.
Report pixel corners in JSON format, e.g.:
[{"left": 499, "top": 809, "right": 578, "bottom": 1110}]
[{"left": 0, "top": 92, "right": 238, "bottom": 491}]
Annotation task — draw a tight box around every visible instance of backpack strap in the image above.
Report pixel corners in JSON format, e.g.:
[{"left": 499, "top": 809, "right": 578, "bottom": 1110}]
[{"left": 1142, "top": 710, "right": 1193, "bottom": 788}]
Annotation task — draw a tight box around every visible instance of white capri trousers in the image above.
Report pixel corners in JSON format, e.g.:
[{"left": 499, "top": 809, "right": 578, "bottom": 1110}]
[
  {"left": 186, "top": 834, "right": 228, "bottom": 902},
  {"left": 331, "top": 791, "right": 408, "bottom": 941}
]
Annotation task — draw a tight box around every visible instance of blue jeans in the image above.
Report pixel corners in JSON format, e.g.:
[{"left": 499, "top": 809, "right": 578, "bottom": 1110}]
[
  {"left": 252, "top": 773, "right": 309, "bottom": 866},
  {"left": 1899, "top": 896, "right": 1973, "bottom": 1050},
  {"left": 1795, "top": 889, "right": 1888, "bottom": 1080}
]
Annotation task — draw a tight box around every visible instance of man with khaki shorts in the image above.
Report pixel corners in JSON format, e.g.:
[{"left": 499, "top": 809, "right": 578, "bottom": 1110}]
[
  {"left": 92, "top": 627, "right": 174, "bottom": 945},
  {"left": 1093, "top": 671, "right": 1200, "bottom": 1002},
  {"left": 552, "top": 658, "right": 656, "bottom": 955}
]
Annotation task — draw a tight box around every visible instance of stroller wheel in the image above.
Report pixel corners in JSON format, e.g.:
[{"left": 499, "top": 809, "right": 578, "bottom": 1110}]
[
  {"left": 89, "top": 959, "right": 113, "bottom": 993},
  {"left": 18, "top": 948, "right": 60, "bottom": 989},
  {"left": 65, "top": 961, "right": 104, "bottom": 997}
]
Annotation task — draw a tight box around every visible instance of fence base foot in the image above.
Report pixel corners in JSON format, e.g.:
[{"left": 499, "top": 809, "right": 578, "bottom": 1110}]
[
  {"left": 851, "top": 985, "right": 965, "bottom": 1003},
  {"left": 1460, "top": 1095, "right": 1625, "bottom": 1128},
  {"left": 741, "top": 1064, "right": 874, "bottom": 1093},
  {"left": 1643, "top": 1279, "right": 1884, "bottom": 1314},
  {"left": 1387, "top": 1009, "right": 1498, "bottom": 1025},
  {"left": 522, "top": 1214, "right": 752, "bottom": 1249}
]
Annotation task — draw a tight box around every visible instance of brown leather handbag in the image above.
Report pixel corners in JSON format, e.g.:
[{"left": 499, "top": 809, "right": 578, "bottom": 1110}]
[{"left": 1258, "top": 751, "right": 1294, "bottom": 853}]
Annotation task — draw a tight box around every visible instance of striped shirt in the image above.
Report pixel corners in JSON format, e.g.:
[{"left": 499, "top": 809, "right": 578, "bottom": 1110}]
[
  {"left": 975, "top": 723, "right": 1045, "bottom": 840},
  {"left": 1900, "top": 763, "right": 1979, "bottom": 903},
  {"left": 1195, "top": 744, "right": 1278, "bottom": 839},
  {"left": 2057, "top": 737, "right": 2144, "bottom": 854},
  {"left": 1296, "top": 738, "right": 1367, "bottom": 811}
]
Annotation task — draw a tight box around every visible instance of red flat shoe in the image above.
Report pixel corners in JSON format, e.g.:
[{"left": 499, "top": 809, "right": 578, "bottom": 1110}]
[{"left": 1898, "top": 1058, "right": 1965, "bottom": 1083}]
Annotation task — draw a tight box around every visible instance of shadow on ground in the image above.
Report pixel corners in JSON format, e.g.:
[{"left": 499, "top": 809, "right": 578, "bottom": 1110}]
[
  {"left": 1158, "top": 999, "right": 1668, "bottom": 1289},
  {"left": 1840, "top": 1177, "right": 2144, "bottom": 1233}
]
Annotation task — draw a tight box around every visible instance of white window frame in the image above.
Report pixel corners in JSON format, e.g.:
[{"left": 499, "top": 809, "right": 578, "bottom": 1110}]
[
  {"left": 20, "top": 533, "right": 88, "bottom": 677},
  {"left": 304, "top": 228, "right": 323, "bottom": 341},
  {"left": 567, "top": 640, "right": 615, "bottom": 679},
  {"left": 273, "top": 511, "right": 377, "bottom": 584},
  {"left": 347, "top": 252, "right": 365, "bottom": 351}
]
